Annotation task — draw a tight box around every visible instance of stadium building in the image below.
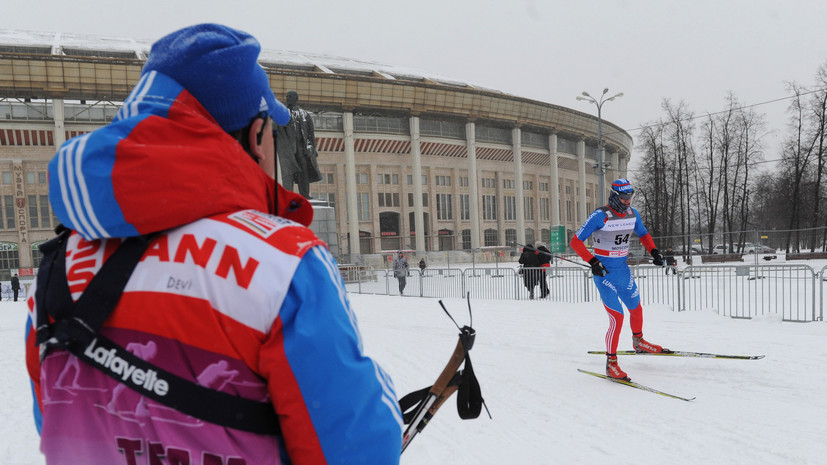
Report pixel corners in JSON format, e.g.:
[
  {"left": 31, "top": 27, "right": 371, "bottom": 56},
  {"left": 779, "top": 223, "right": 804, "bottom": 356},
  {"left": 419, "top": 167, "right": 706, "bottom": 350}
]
[{"left": 0, "top": 29, "right": 632, "bottom": 275}]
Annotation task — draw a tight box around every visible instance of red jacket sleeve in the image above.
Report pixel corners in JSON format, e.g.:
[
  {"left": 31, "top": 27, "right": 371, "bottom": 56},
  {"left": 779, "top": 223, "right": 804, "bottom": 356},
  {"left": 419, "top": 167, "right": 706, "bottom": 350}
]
[
  {"left": 570, "top": 236, "right": 594, "bottom": 262},
  {"left": 639, "top": 233, "right": 657, "bottom": 253}
]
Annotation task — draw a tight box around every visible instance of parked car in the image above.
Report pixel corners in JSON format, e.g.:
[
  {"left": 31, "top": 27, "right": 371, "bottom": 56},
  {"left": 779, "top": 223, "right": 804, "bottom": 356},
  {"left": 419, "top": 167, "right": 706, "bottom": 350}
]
[
  {"left": 676, "top": 245, "right": 703, "bottom": 255},
  {"left": 712, "top": 244, "right": 728, "bottom": 255},
  {"left": 713, "top": 243, "right": 774, "bottom": 254},
  {"left": 744, "top": 243, "right": 774, "bottom": 254}
]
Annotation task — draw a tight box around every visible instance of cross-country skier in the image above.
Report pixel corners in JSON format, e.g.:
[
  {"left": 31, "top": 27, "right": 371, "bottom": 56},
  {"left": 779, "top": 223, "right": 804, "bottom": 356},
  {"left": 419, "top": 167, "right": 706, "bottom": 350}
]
[{"left": 570, "top": 179, "right": 667, "bottom": 380}]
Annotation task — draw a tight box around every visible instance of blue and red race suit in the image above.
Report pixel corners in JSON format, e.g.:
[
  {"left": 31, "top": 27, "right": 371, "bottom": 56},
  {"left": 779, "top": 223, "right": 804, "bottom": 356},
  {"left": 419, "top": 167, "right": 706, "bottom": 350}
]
[{"left": 570, "top": 205, "right": 658, "bottom": 353}]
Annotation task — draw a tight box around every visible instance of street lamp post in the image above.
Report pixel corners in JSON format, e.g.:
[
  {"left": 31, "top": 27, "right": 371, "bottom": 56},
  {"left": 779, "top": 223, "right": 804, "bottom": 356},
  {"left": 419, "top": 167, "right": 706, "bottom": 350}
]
[{"left": 576, "top": 88, "right": 623, "bottom": 205}]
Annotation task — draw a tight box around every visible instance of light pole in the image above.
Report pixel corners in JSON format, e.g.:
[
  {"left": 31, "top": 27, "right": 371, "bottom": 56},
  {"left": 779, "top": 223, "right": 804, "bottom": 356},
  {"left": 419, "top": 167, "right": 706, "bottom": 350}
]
[{"left": 576, "top": 88, "right": 623, "bottom": 205}]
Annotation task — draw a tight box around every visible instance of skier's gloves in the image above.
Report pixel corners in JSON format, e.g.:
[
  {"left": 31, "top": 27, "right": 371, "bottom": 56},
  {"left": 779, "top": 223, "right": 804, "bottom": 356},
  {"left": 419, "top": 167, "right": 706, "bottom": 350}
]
[
  {"left": 650, "top": 248, "right": 664, "bottom": 266},
  {"left": 589, "top": 257, "right": 608, "bottom": 276}
]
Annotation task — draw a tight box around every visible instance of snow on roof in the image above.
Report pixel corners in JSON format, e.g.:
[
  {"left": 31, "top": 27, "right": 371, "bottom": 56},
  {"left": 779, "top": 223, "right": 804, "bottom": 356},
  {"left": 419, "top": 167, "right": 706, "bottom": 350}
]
[{"left": 0, "top": 29, "right": 501, "bottom": 94}]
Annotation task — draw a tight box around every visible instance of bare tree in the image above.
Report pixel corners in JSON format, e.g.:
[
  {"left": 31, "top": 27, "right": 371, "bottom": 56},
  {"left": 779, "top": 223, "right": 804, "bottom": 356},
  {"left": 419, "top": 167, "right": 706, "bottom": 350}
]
[
  {"left": 806, "top": 65, "right": 827, "bottom": 250},
  {"left": 636, "top": 119, "right": 668, "bottom": 237},
  {"left": 662, "top": 100, "right": 696, "bottom": 246},
  {"left": 696, "top": 113, "right": 723, "bottom": 253},
  {"left": 636, "top": 99, "right": 697, "bottom": 248},
  {"left": 780, "top": 83, "right": 818, "bottom": 252}
]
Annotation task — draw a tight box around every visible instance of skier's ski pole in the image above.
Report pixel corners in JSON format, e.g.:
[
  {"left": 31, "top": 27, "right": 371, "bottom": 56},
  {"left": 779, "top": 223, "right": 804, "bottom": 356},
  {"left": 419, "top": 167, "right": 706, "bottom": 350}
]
[
  {"left": 401, "top": 329, "right": 471, "bottom": 453},
  {"left": 512, "top": 242, "right": 590, "bottom": 268},
  {"left": 400, "top": 294, "right": 489, "bottom": 454}
]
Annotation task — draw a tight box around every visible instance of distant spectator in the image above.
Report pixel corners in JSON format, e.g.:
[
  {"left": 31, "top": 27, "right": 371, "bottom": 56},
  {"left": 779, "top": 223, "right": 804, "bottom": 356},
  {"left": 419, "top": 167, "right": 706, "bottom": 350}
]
[
  {"left": 11, "top": 273, "right": 19, "bottom": 302},
  {"left": 518, "top": 246, "right": 541, "bottom": 299},
  {"left": 664, "top": 247, "right": 677, "bottom": 275},
  {"left": 419, "top": 258, "right": 426, "bottom": 272},
  {"left": 536, "top": 242, "right": 551, "bottom": 298},
  {"left": 393, "top": 251, "right": 409, "bottom": 295}
]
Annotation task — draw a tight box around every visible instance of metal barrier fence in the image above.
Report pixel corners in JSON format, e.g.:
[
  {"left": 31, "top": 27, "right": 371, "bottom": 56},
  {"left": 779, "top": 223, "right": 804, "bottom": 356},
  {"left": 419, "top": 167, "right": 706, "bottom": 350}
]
[
  {"left": 678, "top": 264, "right": 818, "bottom": 322},
  {"left": 343, "top": 264, "right": 827, "bottom": 322}
]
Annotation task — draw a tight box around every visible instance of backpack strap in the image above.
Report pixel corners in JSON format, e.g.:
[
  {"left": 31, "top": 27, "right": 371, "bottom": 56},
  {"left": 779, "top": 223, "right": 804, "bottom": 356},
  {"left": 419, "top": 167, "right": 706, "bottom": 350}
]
[{"left": 35, "top": 228, "right": 280, "bottom": 436}]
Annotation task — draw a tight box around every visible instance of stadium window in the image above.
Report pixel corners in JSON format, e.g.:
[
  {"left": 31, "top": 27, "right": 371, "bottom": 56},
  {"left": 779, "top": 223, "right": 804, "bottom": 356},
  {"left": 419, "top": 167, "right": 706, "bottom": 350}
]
[
  {"left": 504, "top": 196, "right": 516, "bottom": 221},
  {"left": 26, "top": 171, "right": 48, "bottom": 184},
  {"left": 482, "top": 195, "right": 497, "bottom": 220},
  {"left": 0, "top": 244, "right": 19, "bottom": 270},
  {"left": 483, "top": 228, "right": 498, "bottom": 246},
  {"left": 357, "top": 193, "right": 370, "bottom": 222},
  {"left": 524, "top": 197, "right": 535, "bottom": 221},
  {"left": 436, "top": 193, "right": 452, "bottom": 220},
  {"left": 317, "top": 192, "right": 335, "bottom": 208},
  {"left": 3, "top": 196, "right": 13, "bottom": 228},
  {"left": 461, "top": 229, "right": 471, "bottom": 250}
]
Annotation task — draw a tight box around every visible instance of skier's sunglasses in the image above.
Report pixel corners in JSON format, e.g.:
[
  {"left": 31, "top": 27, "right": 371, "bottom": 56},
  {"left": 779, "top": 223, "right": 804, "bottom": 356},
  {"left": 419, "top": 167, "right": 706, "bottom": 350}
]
[{"left": 617, "top": 192, "right": 634, "bottom": 200}]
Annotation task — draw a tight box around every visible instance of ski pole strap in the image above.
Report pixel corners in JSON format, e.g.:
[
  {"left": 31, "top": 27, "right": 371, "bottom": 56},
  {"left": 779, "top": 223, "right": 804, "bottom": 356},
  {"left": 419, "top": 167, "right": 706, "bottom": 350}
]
[
  {"left": 34, "top": 229, "right": 280, "bottom": 436},
  {"left": 399, "top": 387, "right": 431, "bottom": 424},
  {"left": 456, "top": 353, "right": 483, "bottom": 420},
  {"left": 399, "top": 325, "right": 485, "bottom": 425}
]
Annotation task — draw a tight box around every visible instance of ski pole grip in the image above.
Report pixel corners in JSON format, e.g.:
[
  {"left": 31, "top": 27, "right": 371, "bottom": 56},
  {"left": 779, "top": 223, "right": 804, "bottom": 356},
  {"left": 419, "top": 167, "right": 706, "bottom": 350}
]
[
  {"left": 428, "top": 384, "right": 460, "bottom": 415},
  {"left": 429, "top": 338, "right": 466, "bottom": 397}
]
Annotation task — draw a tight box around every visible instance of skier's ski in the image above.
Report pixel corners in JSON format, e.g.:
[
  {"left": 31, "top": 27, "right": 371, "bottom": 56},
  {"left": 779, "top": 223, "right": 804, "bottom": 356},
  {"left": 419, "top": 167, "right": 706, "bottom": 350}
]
[
  {"left": 577, "top": 369, "right": 695, "bottom": 401},
  {"left": 587, "top": 350, "right": 764, "bottom": 360}
]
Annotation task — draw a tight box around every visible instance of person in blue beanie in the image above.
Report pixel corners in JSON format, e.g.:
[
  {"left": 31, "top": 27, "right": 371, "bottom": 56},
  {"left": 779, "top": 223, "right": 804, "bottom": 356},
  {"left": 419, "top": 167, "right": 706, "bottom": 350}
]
[{"left": 25, "top": 24, "right": 402, "bottom": 465}]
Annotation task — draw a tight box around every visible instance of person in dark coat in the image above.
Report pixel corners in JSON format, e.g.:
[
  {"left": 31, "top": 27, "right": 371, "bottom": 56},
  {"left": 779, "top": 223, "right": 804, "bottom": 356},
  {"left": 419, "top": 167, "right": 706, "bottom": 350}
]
[
  {"left": 518, "top": 246, "right": 541, "bottom": 299},
  {"left": 664, "top": 247, "right": 677, "bottom": 275},
  {"left": 418, "top": 258, "right": 426, "bottom": 272},
  {"left": 11, "top": 273, "right": 20, "bottom": 302},
  {"left": 536, "top": 242, "right": 551, "bottom": 298}
]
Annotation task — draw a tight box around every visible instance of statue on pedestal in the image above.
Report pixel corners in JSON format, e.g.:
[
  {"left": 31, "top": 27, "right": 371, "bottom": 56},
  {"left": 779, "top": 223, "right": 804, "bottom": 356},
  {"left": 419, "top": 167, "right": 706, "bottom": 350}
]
[{"left": 276, "top": 91, "right": 321, "bottom": 198}]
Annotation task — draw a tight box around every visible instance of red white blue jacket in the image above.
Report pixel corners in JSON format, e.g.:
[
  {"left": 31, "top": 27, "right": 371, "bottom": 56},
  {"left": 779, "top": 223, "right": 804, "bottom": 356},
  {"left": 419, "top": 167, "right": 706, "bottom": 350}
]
[
  {"left": 25, "top": 70, "right": 402, "bottom": 465},
  {"left": 571, "top": 205, "right": 657, "bottom": 267}
]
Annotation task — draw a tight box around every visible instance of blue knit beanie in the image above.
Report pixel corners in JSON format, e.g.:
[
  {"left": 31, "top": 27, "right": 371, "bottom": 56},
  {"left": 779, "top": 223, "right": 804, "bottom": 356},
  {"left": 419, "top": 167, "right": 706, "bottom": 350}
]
[{"left": 143, "top": 24, "right": 290, "bottom": 132}]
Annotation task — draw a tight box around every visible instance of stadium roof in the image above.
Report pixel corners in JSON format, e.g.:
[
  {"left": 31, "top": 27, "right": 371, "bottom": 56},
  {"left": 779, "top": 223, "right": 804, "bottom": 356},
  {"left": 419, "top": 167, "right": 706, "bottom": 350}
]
[{"left": 0, "top": 29, "right": 498, "bottom": 93}]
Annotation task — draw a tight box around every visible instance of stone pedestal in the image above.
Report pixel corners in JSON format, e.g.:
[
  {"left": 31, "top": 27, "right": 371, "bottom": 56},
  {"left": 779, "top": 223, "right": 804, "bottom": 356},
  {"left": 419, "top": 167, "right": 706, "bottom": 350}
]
[{"left": 309, "top": 199, "right": 338, "bottom": 258}]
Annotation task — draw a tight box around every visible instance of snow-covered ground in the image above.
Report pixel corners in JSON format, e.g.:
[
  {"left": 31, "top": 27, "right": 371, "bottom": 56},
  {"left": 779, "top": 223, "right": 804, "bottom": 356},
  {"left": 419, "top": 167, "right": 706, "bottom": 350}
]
[{"left": 3, "top": 290, "right": 826, "bottom": 464}]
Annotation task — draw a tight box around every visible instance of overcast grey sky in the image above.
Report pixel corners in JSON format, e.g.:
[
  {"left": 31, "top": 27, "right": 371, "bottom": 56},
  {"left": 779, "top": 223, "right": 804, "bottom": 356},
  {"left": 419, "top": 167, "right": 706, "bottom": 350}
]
[{"left": 4, "top": 0, "right": 827, "bottom": 172}]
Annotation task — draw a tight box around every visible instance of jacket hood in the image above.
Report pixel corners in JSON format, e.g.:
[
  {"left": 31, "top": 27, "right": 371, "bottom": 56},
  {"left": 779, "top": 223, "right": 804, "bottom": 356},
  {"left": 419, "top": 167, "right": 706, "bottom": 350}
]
[{"left": 49, "top": 71, "right": 311, "bottom": 240}]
